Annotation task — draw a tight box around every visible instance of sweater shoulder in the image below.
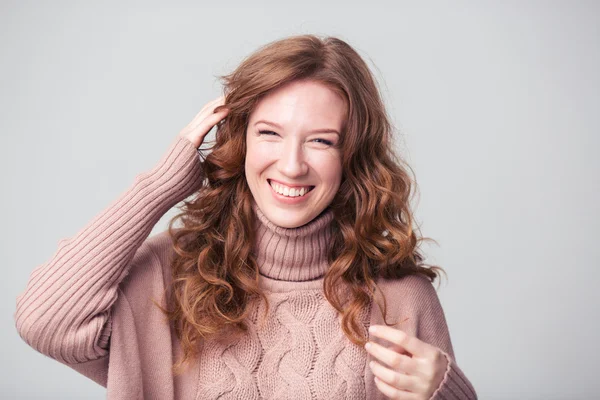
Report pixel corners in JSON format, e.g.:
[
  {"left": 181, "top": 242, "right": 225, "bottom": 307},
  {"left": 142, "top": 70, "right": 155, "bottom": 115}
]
[
  {"left": 375, "top": 273, "right": 438, "bottom": 300},
  {"left": 371, "top": 273, "right": 443, "bottom": 331}
]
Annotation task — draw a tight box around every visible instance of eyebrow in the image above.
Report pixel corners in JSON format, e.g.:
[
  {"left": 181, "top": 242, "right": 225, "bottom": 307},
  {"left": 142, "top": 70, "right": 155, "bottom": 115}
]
[{"left": 254, "top": 119, "right": 340, "bottom": 136}]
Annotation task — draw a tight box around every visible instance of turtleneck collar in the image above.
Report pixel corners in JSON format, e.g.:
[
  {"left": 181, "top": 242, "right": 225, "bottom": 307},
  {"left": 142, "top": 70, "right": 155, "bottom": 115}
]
[{"left": 251, "top": 200, "right": 334, "bottom": 283}]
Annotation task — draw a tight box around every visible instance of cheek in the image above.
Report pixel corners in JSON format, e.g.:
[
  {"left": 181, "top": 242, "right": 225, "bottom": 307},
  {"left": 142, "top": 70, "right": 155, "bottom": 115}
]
[
  {"left": 309, "top": 153, "right": 343, "bottom": 184},
  {"left": 325, "top": 167, "right": 343, "bottom": 188},
  {"left": 245, "top": 142, "right": 273, "bottom": 172}
]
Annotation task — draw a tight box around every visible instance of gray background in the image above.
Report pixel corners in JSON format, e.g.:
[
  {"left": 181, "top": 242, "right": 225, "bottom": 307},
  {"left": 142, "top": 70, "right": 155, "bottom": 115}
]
[{"left": 2, "top": 0, "right": 599, "bottom": 399}]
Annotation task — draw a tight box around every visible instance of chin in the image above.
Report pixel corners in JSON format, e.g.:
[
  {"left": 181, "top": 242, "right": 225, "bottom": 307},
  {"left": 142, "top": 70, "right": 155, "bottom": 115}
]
[{"left": 268, "top": 211, "right": 311, "bottom": 228}]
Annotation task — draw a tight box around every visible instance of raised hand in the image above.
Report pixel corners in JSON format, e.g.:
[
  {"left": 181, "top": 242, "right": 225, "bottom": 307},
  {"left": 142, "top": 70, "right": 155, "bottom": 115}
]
[{"left": 178, "top": 95, "right": 229, "bottom": 148}]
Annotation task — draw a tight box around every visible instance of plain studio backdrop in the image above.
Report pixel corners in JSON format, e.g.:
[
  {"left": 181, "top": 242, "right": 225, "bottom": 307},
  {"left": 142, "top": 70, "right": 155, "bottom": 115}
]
[{"left": 1, "top": 1, "right": 598, "bottom": 399}]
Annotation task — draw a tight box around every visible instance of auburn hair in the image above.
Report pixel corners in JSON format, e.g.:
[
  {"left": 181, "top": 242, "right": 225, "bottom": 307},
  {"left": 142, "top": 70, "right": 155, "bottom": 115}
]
[{"left": 156, "top": 34, "right": 445, "bottom": 375}]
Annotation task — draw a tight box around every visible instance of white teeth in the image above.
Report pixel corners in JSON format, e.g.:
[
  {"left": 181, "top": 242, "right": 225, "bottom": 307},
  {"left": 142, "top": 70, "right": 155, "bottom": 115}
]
[{"left": 270, "top": 181, "right": 312, "bottom": 197}]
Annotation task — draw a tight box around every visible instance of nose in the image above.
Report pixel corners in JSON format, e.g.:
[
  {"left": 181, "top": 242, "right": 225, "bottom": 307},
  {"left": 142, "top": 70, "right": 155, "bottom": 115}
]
[{"left": 277, "top": 139, "right": 309, "bottom": 178}]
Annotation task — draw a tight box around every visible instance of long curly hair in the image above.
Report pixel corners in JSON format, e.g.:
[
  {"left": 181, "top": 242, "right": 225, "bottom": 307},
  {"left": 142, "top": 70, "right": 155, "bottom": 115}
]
[{"left": 157, "top": 34, "right": 445, "bottom": 375}]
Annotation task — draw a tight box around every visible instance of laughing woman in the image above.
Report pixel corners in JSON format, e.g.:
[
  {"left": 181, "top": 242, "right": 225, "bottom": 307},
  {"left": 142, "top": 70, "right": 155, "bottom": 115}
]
[{"left": 15, "top": 34, "right": 477, "bottom": 399}]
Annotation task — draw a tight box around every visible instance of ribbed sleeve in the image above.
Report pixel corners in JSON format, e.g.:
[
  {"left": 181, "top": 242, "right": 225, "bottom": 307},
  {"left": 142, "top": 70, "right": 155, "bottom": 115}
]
[
  {"left": 14, "top": 136, "right": 203, "bottom": 365},
  {"left": 432, "top": 351, "right": 478, "bottom": 399}
]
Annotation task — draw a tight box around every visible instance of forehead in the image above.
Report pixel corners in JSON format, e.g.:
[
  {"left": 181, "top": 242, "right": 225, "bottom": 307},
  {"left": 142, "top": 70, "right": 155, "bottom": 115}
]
[{"left": 249, "top": 80, "right": 347, "bottom": 130}]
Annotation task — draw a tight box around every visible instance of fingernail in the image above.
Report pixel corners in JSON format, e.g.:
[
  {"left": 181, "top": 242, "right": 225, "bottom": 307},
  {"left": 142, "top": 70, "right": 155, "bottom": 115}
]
[
  {"left": 369, "top": 326, "right": 377, "bottom": 333},
  {"left": 365, "top": 342, "right": 371, "bottom": 350}
]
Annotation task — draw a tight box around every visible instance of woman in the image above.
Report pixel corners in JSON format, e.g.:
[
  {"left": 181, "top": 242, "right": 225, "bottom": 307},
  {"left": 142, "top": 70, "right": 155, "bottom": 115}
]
[{"left": 15, "top": 35, "right": 477, "bottom": 399}]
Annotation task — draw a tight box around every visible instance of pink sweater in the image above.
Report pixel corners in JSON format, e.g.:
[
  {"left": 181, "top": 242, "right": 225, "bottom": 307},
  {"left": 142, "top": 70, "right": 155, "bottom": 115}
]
[{"left": 14, "top": 135, "right": 477, "bottom": 399}]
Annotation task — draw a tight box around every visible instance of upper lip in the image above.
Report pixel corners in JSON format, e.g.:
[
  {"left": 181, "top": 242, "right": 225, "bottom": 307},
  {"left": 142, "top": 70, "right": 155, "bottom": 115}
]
[{"left": 268, "top": 179, "right": 314, "bottom": 188}]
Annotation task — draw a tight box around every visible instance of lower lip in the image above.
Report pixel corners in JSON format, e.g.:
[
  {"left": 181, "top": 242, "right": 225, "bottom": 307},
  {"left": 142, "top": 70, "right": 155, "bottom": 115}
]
[{"left": 268, "top": 181, "right": 314, "bottom": 204}]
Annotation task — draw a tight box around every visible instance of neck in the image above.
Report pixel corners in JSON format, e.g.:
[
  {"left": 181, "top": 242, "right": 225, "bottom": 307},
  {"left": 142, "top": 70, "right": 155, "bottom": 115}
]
[{"left": 251, "top": 200, "right": 335, "bottom": 282}]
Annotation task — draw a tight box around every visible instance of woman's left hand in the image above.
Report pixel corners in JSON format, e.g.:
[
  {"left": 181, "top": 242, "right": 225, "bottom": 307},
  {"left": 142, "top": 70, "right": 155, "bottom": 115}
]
[{"left": 365, "top": 325, "right": 449, "bottom": 399}]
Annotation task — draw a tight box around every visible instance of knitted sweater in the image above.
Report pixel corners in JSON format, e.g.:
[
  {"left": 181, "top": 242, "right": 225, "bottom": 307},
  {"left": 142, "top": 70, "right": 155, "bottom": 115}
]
[{"left": 14, "top": 135, "right": 477, "bottom": 399}]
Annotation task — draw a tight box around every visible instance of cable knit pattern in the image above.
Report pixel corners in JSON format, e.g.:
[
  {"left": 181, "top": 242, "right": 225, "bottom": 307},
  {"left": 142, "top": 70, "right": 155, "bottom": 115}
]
[
  {"left": 14, "top": 134, "right": 478, "bottom": 399},
  {"left": 196, "top": 204, "right": 370, "bottom": 399},
  {"left": 196, "top": 290, "right": 370, "bottom": 399}
]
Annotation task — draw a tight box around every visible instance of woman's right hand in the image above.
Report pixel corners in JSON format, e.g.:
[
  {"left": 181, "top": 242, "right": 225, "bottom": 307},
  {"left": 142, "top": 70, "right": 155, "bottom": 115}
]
[{"left": 178, "top": 95, "right": 229, "bottom": 148}]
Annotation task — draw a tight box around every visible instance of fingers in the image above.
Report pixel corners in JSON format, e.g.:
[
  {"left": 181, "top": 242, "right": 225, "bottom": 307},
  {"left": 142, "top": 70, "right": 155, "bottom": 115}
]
[
  {"left": 365, "top": 341, "right": 417, "bottom": 375},
  {"left": 178, "top": 95, "right": 230, "bottom": 148},
  {"left": 369, "top": 360, "right": 421, "bottom": 392},
  {"left": 203, "top": 107, "right": 229, "bottom": 127},
  {"left": 195, "top": 95, "right": 226, "bottom": 121},
  {"left": 368, "top": 325, "right": 429, "bottom": 358},
  {"left": 200, "top": 95, "right": 226, "bottom": 114},
  {"left": 193, "top": 107, "right": 229, "bottom": 144},
  {"left": 373, "top": 374, "right": 420, "bottom": 400}
]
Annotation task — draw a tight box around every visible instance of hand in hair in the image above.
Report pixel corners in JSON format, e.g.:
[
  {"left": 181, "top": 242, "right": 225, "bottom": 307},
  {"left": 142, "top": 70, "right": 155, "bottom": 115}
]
[{"left": 178, "top": 95, "right": 229, "bottom": 148}]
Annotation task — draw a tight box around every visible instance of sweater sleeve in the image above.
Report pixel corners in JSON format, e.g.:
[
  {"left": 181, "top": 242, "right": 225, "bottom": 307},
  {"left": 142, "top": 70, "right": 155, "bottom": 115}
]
[
  {"left": 405, "top": 275, "right": 478, "bottom": 400},
  {"left": 14, "top": 136, "right": 203, "bottom": 369}
]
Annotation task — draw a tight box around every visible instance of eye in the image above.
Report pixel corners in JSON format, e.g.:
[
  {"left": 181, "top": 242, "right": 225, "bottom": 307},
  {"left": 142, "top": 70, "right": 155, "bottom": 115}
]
[
  {"left": 258, "top": 130, "right": 278, "bottom": 136},
  {"left": 258, "top": 130, "right": 334, "bottom": 146},
  {"left": 313, "top": 138, "right": 334, "bottom": 146}
]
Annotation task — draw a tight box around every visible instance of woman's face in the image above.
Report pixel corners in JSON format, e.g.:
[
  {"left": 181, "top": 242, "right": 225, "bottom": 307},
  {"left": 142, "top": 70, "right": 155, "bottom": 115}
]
[{"left": 245, "top": 79, "right": 346, "bottom": 228}]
